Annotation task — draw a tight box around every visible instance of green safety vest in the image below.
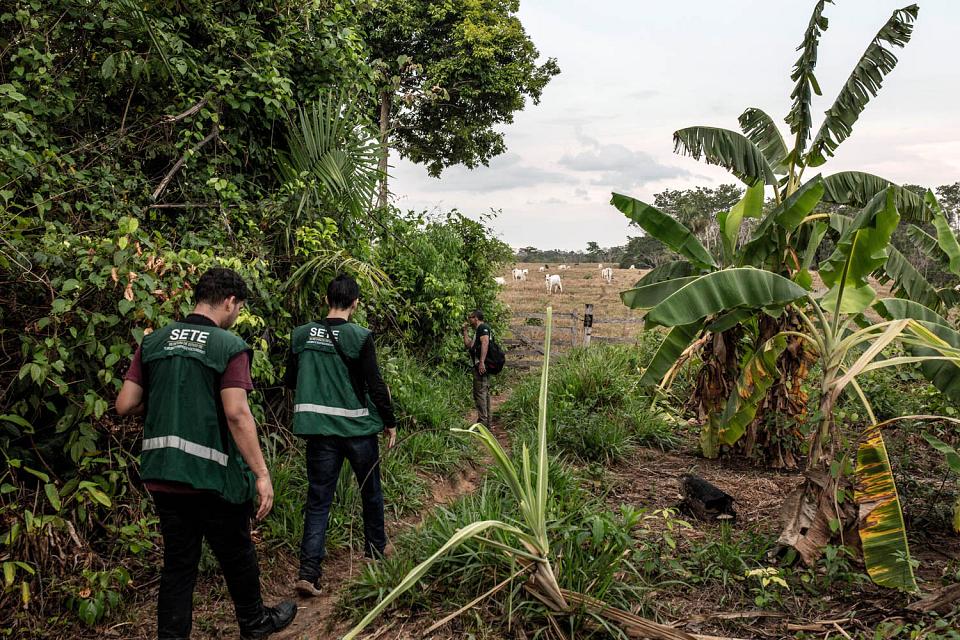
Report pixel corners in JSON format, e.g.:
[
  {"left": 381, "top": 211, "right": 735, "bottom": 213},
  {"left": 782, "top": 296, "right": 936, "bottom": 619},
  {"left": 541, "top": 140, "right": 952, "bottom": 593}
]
[
  {"left": 291, "top": 321, "right": 384, "bottom": 437},
  {"left": 139, "top": 321, "right": 255, "bottom": 504}
]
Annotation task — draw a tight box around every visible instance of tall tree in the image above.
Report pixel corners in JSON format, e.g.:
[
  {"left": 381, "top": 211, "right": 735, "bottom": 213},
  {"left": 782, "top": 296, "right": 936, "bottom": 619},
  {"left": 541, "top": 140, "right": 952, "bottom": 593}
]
[{"left": 363, "top": 0, "right": 560, "bottom": 206}]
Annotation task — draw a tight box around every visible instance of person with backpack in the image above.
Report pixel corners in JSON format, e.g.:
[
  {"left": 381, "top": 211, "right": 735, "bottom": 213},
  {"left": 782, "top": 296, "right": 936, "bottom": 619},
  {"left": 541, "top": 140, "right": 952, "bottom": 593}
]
[
  {"left": 286, "top": 274, "right": 397, "bottom": 598},
  {"left": 462, "top": 309, "right": 504, "bottom": 428},
  {"left": 115, "top": 267, "right": 296, "bottom": 639}
]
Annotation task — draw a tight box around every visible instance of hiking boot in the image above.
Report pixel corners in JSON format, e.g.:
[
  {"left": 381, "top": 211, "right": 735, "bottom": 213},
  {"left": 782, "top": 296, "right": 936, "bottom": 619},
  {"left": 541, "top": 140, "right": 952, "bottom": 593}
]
[
  {"left": 239, "top": 601, "right": 297, "bottom": 639},
  {"left": 294, "top": 577, "right": 322, "bottom": 597}
]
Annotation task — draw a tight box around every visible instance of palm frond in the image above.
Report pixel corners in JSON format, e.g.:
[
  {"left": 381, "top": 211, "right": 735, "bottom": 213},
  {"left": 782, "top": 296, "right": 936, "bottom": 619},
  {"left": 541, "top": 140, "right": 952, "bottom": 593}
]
[
  {"left": 739, "top": 108, "right": 790, "bottom": 174},
  {"left": 784, "top": 0, "right": 832, "bottom": 159},
  {"left": 673, "top": 127, "right": 778, "bottom": 187},
  {"left": 806, "top": 5, "right": 919, "bottom": 167}
]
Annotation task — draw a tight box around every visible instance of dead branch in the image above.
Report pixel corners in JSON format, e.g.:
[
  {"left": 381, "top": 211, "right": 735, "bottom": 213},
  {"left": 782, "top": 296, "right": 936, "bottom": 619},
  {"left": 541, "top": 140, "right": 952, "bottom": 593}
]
[
  {"left": 152, "top": 123, "right": 219, "bottom": 201},
  {"left": 161, "top": 95, "right": 209, "bottom": 123}
]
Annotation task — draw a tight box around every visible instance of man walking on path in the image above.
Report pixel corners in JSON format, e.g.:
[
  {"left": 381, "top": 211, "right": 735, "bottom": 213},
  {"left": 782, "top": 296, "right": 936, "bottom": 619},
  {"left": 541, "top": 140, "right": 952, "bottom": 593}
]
[
  {"left": 462, "top": 309, "right": 491, "bottom": 428},
  {"left": 116, "top": 267, "right": 296, "bottom": 640},
  {"left": 287, "top": 274, "right": 397, "bottom": 597}
]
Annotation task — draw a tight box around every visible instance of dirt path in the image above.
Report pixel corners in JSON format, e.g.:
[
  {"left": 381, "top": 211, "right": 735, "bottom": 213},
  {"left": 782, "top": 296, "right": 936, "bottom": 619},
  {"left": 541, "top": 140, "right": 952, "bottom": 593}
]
[{"left": 262, "top": 392, "right": 514, "bottom": 640}]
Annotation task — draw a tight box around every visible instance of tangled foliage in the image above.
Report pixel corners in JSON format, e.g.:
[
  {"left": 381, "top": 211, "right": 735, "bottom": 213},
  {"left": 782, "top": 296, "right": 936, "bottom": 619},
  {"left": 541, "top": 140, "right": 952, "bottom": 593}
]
[{"left": 0, "top": 1, "right": 512, "bottom": 633}]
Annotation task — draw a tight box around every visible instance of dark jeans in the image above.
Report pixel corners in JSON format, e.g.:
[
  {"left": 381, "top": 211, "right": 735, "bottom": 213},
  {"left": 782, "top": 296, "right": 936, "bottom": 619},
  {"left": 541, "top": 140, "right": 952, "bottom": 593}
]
[
  {"left": 299, "top": 434, "right": 386, "bottom": 582},
  {"left": 153, "top": 492, "right": 263, "bottom": 639}
]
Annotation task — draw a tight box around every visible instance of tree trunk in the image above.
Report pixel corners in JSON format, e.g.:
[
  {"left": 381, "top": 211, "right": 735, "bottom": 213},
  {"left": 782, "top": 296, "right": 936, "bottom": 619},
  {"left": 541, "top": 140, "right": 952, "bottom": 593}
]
[{"left": 377, "top": 89, "right": 391, "bottom": 209}]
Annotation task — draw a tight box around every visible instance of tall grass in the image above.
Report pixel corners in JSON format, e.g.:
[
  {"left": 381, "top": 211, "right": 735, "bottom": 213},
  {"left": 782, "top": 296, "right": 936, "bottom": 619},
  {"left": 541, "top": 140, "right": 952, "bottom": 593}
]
[{"left": 501, "top": 339, "right": 682, "bottom": 463}]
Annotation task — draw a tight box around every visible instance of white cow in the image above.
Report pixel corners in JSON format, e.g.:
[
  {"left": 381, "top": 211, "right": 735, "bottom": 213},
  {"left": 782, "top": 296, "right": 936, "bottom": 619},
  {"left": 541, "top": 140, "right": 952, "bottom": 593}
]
[
  {"left": 598, "top": 263, "right": 603, "bottom": 269},
  {"left": 522, "top": 268, "right": 529, "bottom": 277},
  {"left": 512, "top": 268, "right": 524, "bottom": 281},
  {"left": 629, "top": 264, "right": 636, "bottom": 270},
  {"left": 558, "top": 264, "right": 569, "bottom": 270},
  {"left": 545, "top": 273, "right": 563, "bottom": 294},
  {"left": 601, "top": 267, "right": 613, "bottom": 283},
  {"left": 538, "top": 266, "right": 546, "bottom": 272},
  {"left": 493, "top": 276, "right": 506, "bottom": 286}
]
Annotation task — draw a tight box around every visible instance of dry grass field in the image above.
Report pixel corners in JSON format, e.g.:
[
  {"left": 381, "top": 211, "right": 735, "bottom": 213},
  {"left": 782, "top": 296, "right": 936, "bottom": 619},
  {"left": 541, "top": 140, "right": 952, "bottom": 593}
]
[{"left": 497, "top": 263, "right": 649, "bottom": 362}]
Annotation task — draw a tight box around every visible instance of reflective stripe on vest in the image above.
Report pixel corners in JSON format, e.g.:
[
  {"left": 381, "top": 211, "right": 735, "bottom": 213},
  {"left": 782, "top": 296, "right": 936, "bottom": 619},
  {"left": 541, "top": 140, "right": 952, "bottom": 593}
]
[
  {"left": 142, "top": 435, "right": 229, "bottom": 467},
  {"left": 294, "top": 403, "right": 370, "bottom": 418}
]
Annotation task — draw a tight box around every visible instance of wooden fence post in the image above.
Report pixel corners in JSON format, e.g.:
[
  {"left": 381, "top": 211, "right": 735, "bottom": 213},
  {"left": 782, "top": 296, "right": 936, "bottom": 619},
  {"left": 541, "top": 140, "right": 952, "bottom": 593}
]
[{"left": 583, "top": 304, "right": 593, "bottom": 347}]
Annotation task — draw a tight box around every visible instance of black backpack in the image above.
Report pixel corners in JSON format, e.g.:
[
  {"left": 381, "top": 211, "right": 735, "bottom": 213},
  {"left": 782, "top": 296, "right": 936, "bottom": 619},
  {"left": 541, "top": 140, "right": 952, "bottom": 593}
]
[{"left": 484, "top": 337, "right": 506, "bottom": 375}]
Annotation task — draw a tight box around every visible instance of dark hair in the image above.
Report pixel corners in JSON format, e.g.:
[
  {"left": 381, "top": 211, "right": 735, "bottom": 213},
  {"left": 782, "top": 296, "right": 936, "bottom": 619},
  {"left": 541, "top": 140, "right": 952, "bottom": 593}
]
[
  {"left": 194, "top": 268, "right": 248, "bottom": 305},
  {"left": 468, "top": 309, "right": 484, "bottom": 321},
  {"left": 327, "top": 273, "right": 360, "bottom": 309}
]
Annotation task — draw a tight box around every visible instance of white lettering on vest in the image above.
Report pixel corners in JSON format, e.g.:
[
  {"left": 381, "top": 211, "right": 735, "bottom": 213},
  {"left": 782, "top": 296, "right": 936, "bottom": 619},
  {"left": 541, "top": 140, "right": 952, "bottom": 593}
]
[{"left": 170, "top": 329, "right": 210, "bottom": 343}]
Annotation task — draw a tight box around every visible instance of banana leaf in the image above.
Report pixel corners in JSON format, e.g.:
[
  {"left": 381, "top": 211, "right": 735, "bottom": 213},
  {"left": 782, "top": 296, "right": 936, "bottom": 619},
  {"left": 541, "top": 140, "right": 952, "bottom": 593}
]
[
  {"left": 621, "top": 276, "right": 700, "bottom": 310},
  {"left": 806, "top": 5, "right": 919, "bottom": 167},
  {"left": 784, "top": 0, "right": 832, "bottom": 158},
  {"left": 638, "top": 322, "right": 703, "bottom": 388},
  {"left": 635, "top": 261, "right": 696, "bottom": 287},
  {"left": 718, "top": 335, "right": 788, "bottom": 446},
  {"left": 930, "top": 195, "right": 960, "bottom": 276},
  {"left": 738, "top": 107, "right": 790, "bottom": 174},
  {"left": 855, "top": 426, "right": 918, "bottom": 592},
  {"left": 721, "top": 181, "right": 765, "bottom": 265},
  {"left": 611, "top": 194, "right": 718, "bottom": 270},
  {"left": 794, "top": 221, "right": 828, "bottom": 290},
  {"left": 905, "top": 224, "right": 949, "bottom": 269},
  {"left": 822, "top": 171, "right": 931, "bottom": 222},
  {"left": 741, "top": 174, "right": 824, "bottom": 266},
  {"left": 882, "top": 246, "right": 941, "bottom": 310},
  {"left": 645, "top": 268, "right": 808, "bottom": 328},
  {"left": 873, "top": 299, "right": 960, "bottom": 402},
  {"left": 920, "top": 432, "right": 960, "bottom": 534},
  {"left": 672, "top": 126, "right": 779, "bottom": 187},
  {"left": 820, "top": 188, "right": 899, "bottom": 314}
]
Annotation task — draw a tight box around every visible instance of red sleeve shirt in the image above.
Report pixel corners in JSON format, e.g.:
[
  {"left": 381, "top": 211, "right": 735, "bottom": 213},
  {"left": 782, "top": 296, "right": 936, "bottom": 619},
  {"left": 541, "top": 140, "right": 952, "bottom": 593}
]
[{"left": 124, "top": 347, "right": 254, "bottom": 391}]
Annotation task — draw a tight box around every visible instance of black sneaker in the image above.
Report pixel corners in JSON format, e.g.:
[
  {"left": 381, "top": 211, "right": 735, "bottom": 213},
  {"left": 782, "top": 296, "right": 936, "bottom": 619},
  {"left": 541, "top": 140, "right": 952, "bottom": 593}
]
[
  {"left": 294, "top": 577, "right": 322, "bottom": 597},
  {"left": 239, "top": 601, "right": 297, "bottom": 639}
]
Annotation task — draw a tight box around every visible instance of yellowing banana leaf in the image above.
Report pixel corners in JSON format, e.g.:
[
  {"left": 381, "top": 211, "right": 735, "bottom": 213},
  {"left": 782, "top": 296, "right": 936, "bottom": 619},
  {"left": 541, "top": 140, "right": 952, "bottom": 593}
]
[
  {"left": 645, "top": 268, "right": 808, "bottom": 328},
  {"left": 855, "top": 427, "right": 918, "bottom": 592},
  {"left": 638, "top": 322, "right": 703, "bottom": 388},
  {"left": 718, "top": 335, "right": 788, "bottom": 446},
  {"left": 621, "top": 277, "right": 700, "bottom": 310},
  {"left": 611, "top": 193, "right": 718, "bottom": 270}
]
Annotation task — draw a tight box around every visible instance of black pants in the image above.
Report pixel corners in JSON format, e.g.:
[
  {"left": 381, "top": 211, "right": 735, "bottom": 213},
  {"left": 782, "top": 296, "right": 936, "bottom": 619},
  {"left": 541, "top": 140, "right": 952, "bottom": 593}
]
[
  {"left": 153, "top": 492, "right": 263, "bottom": 639},
  {"left": 299, "top": 434, "right": 387, "bottom": 582}
]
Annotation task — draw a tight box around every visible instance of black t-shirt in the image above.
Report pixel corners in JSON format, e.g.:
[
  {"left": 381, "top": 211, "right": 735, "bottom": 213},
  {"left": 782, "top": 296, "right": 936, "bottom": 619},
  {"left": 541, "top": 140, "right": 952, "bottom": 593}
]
[{"left": 471, "top": 323, "right": 492, "bottom": 360}]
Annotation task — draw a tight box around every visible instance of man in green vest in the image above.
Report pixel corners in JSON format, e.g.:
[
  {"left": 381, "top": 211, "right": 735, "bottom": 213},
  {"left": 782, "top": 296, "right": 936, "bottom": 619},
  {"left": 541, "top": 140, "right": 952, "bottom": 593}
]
[
  {"left": 116, "top": 267, "right": 296, "bottom": 640},
  {"left": 286, "top": 273, "right": 397, "bottom": 597},
  {"left": 462, "top": 309, "right": 491, "bottom": 427}
]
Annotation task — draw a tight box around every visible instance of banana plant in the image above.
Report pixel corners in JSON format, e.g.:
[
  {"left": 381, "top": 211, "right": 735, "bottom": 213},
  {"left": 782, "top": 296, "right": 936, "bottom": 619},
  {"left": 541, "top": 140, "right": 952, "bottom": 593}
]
[{"left": 343, "top": 309, "right": 692, "bottom": 640}]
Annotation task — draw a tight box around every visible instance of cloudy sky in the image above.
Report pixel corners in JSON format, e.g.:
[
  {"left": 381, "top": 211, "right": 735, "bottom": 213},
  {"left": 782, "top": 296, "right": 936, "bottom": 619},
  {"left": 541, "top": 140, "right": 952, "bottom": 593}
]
[{"left": 389, "top": 0, "right": 960, "bottom": 250}]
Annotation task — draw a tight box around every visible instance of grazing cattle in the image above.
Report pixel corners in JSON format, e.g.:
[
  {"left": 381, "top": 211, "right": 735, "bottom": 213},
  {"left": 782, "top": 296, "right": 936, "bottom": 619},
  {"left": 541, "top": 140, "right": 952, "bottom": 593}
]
[
  {"left": 601, "top": 267, "right": 613, "bottom": 283},
  {"left": 598, "top": 263, "right": 603, "bottom": 270},
  {"left": 558, "top": 264, "right": 570, "bottom": 270},
  {"left": 538, "top": 266, "right": 546, "bottom": 272},
  {"left": 522, "top": 268, "right": 529, "bottom": 276},
  {"left": 493, "top": 276, "right": 506, "bottom": 286},
  {"left": 629, "top": 265, "right": 636, "bottom": 270},
  {"left": 512, "top": 268, "right": 524, "bottom": 281},
  {"left": 545, "top": 273, "right": 563, "bottom": 294}
]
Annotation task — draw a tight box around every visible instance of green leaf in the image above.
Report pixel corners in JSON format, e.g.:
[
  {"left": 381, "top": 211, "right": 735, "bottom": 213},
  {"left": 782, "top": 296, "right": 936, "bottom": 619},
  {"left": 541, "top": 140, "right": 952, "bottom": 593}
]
[
  {"left": 620, "top": 277, "right": 700, "bottom": 311},
  {"left": 44, "top": 483, "right": 61, "bottom": 512},
  {"left": 931, "top": 195, "right": 960, "bottom": 276},
  {"left": 794, "top": 221, "right": 829, "bottom": 290},
  {"left": 645, "top": 268, "right": 808, "bottom": 328},
  {"left": 822, "top": 171, "right": 931, "bottom": 222},
  {"left": 921, "top": 433, "right": 960, "bottom": 476},
  {"left": 673, "top": 126, "right": 778, "bottom": 187},
  {"left": 741, "top": 174, "right": 824, "bottom": 266},
  {"left": 610, "top": 194, "right": 717, "bottom": 269},
  {"left": 806, "top": 5, "right": 919, "bottom": 167},
  {"left": 718, "top": 335, "right": 788, "bottom": 446},
  {"left": 721, "top": 181, "right": 764, "bottom": 263},
  {"left": 820, "top": 188, "right": 899, "bottom": 314},
  {"left": 638, "top": 322, "right": 703, "bottom": 388},
  {"left": 3, "top": 562, "right": 13, "bottom": 587},
  {"left": 785, "top": 0, "right": 832, "bottom": 159},
  {"left": 856, "top": 427, "right": 918, "bottom": 592},
  {"left": 61, "top": 279, "right": 81, "bottom": 293},
  {"left": 22, "top": 466, "right": 49, "bottom": 483},
  {"left": 905, "top": 224, "right": 948, "bottom": 268},
  {"left": 634, "top": 261, "right": 695, "bottom": 287},
  {"left": 738, "top": 107, "right": 789, "bottom": 173},
  {"left": 882, "top": 246, "right": 941, "bottom": 310}
]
